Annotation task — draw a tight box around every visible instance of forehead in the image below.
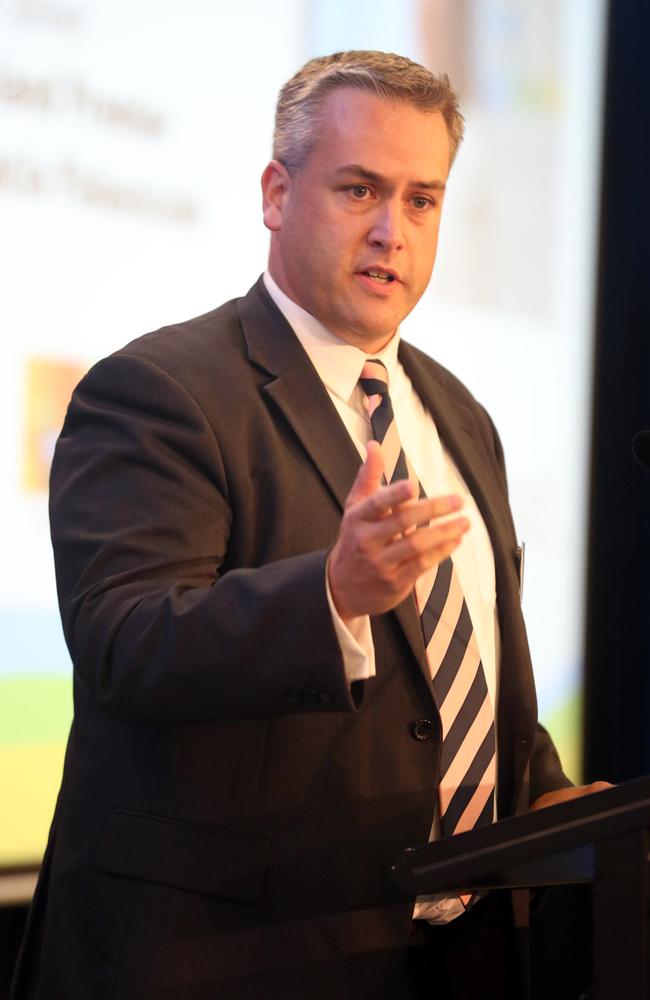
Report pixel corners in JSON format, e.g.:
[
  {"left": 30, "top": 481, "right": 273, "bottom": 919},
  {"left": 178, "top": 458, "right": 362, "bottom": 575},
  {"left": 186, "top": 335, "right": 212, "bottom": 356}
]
[{"left": 309, "top": 87, "right": 451, "bottom": 179}]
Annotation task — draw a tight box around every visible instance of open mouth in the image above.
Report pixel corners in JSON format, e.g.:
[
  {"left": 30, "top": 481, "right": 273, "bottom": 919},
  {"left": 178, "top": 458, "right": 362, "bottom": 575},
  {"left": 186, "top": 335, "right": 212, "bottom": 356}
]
[{"left": 361, "top": 270, "right": 396, "bottom": 284}]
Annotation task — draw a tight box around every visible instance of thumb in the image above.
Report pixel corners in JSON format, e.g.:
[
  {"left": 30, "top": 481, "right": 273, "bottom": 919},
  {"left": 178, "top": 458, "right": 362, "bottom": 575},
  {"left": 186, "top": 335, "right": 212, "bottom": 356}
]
[{"left": 346, "top": 441, "right": 384, "bottom": 507}]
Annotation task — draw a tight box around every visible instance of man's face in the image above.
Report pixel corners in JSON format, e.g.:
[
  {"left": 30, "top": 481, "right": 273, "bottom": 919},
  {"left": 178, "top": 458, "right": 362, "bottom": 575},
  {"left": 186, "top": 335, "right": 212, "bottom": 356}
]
[{"left": 262, "top": 88, "right": 451, "bottom": 352}]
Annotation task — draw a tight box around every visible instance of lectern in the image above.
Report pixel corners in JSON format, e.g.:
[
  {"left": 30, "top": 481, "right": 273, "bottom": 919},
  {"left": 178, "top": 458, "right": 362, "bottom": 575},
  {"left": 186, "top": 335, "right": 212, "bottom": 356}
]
[{"left": 392, "top": 776, "right": 650, "bottom": 999}]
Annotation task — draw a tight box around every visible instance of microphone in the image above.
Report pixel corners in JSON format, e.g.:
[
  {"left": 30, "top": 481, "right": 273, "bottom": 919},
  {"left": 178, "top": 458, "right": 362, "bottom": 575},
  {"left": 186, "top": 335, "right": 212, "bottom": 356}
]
[{"left": 632, "top": 431, "right": 650, "bottom": 472}]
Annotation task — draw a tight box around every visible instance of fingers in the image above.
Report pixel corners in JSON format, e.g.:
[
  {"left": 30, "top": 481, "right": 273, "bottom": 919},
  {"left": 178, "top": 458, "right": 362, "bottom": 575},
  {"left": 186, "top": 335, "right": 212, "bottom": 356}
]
[
  {"left": 584, "top": 781, "right": 615, "bottom": 794},
  {"left": 530, "top": 782, "right": 614, "bottom": 811},
  {"left": 344, "top": 463, "right": 469, "bottom": 575},
  {"left": 369, "top": 519, "right": 469, "bottom": 600},
  {"left": 332, "top": 451, "right": 472, "bottom": 620},
  {"left": 328, "top": 505, "right": 468, "bottom": 620},
  {"left": 345, "top": 441, "right": 386, "bottom": 507},
  {"left": 345, "top": 446, "right": 466, "bottom": 531},
  {"left": 356, "top": 490, "right": 465, "bottom": 537},
  {"left": 387, "top": 516, "right": 470, "bottom": 567}
]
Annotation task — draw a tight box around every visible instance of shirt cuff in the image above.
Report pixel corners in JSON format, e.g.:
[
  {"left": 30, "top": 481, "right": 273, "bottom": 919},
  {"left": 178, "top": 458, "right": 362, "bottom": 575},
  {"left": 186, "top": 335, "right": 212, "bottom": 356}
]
[{"left": 324, "top": 565, "right": 376, "bottom": 684}]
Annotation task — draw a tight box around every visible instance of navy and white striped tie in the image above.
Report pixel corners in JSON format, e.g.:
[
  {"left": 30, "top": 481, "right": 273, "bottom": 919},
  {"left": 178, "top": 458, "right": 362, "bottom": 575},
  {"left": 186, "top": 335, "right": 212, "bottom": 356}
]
[{"left": 359, "top": 358, "right": 496, "bottom": 837}]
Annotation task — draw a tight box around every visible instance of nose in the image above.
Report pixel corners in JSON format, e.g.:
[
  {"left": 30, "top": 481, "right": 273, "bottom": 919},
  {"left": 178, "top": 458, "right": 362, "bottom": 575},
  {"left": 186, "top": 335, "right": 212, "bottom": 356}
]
[{"left": 367, "top": 199, "right": 404, "bottom": 252}]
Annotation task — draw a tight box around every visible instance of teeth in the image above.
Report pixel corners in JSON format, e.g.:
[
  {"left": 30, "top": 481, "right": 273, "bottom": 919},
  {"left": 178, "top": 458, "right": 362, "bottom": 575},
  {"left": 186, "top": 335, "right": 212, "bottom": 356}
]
[{"left": 366, "top": 270, "right": 394, "bottom": 282}]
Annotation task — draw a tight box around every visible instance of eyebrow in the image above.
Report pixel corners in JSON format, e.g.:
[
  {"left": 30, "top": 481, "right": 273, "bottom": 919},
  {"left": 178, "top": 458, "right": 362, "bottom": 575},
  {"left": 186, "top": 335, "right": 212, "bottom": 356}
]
[{"left": 334, "top": 163, "right": 446, "bottom": 191}]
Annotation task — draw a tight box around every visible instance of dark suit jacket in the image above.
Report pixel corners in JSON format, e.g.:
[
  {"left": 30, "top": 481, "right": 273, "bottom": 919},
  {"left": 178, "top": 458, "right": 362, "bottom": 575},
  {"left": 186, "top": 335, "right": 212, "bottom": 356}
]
[{"left": 12, "top": 278, "right": 570, "bottom": 1000}]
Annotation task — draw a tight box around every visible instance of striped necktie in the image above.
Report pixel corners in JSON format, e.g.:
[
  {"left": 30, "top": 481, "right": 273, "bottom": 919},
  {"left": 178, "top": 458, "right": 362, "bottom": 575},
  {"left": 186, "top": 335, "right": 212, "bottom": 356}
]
[{"left": 359, "top": 359, "right": 496, "bottom": 837}]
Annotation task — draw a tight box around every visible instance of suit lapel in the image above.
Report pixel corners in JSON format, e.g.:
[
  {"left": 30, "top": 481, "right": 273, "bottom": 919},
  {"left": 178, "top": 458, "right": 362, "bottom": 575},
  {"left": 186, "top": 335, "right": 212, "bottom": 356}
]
[{"left": 237, "top": 278, "right": 361, "bottom": 511}]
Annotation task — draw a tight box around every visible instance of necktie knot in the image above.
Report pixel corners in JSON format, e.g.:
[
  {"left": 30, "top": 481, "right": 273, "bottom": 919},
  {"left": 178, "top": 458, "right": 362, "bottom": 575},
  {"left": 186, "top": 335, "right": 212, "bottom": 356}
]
[
  {"left": 359, "top": 358, "right": 389, "bottom": 396},
  {"left": 359, "top": 358, "right": 390, "bottom": 421}
]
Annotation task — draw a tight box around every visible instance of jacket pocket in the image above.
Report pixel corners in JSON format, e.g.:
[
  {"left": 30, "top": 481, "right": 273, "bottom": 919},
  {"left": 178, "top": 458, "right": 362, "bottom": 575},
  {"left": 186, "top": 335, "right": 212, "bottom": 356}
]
[{"left": 97, "top": 809, "right": 270, "bottom": 903}]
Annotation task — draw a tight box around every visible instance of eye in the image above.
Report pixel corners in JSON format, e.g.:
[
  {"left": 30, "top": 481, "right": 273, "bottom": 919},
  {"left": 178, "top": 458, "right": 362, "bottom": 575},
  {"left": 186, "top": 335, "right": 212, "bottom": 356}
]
[
  {"left": 411, "top": 195, "right": 434, "bottom": 211},
  {"left": 349, "top": 185, "right": 371, "bottom": 199}
]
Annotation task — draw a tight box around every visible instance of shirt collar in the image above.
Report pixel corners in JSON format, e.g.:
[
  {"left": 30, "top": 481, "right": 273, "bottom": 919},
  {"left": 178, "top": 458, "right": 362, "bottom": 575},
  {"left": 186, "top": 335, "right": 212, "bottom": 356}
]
[{"left": 263, "top": 270, "right": 401, "bottom": 405}]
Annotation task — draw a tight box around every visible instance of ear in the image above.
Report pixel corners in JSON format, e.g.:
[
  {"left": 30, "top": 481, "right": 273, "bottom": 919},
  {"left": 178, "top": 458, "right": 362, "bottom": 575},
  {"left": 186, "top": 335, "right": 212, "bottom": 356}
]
[{"left": 261, "top": 159, "right": 292, "bottom": 232}]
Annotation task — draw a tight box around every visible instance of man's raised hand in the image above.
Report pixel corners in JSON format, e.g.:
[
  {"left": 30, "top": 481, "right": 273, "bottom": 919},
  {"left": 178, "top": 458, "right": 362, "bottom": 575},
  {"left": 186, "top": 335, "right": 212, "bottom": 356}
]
[{"left": 327, "top": 441, "right": 470, "bottom": 622}]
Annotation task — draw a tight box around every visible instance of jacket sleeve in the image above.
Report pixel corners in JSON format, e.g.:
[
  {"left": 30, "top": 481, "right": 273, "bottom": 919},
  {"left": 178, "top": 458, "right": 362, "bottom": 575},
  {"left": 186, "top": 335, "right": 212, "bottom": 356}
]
[
  {"left": 50, "top": 352, "right": 356, "bottom": 724},
  {"left": 528, "top": 724, "right": 574, "bottom": 802}
]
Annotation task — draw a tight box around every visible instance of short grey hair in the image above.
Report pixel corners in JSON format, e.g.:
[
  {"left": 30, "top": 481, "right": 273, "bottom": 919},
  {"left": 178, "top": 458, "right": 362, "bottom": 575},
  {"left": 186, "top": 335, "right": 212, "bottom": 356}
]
[{"left": 273, "top": 50, "right": 465, "bottom": 173}]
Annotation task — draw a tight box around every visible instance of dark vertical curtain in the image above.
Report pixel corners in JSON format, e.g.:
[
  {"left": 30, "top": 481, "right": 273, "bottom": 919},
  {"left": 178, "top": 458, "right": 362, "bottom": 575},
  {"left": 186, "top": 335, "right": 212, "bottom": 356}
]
[{"left": 584, "top": 0, "right": 650, "bottom": 782}]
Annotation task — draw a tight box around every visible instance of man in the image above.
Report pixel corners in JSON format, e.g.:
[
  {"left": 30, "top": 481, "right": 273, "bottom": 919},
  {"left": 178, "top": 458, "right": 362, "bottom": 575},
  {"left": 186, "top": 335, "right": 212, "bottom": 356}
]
[{"left": 12, "top": 50, "right": 606, "bottom": 1000}]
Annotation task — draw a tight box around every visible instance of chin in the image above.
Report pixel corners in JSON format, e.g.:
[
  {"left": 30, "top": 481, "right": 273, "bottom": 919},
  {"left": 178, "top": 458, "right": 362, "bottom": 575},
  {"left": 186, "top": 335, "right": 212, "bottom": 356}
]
[
  {"left": 357, "top": 318, "right": 400, "bottom": 341},
  {"left": 355, "top": 329, "right": 397, "bottom": 351}
]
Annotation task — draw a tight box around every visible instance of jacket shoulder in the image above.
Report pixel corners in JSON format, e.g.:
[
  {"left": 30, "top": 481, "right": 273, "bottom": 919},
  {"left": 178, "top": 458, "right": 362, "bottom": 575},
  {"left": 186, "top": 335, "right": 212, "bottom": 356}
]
[{"left": 114, "top": 295, "right": 245, "bottom": 376}]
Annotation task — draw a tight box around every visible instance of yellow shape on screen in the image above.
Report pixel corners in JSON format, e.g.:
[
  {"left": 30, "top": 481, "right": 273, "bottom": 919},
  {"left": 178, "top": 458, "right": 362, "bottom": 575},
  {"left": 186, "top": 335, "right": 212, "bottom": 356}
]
[{"left": 0, "top": 743, "right": 65, "bottom": 866}]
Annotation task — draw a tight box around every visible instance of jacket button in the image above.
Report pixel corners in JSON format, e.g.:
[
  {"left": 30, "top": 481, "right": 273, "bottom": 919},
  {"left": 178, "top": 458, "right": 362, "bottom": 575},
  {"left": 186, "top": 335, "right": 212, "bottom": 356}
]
[{"left": 411, "top": 719, "right": 433, "bottom": 741}]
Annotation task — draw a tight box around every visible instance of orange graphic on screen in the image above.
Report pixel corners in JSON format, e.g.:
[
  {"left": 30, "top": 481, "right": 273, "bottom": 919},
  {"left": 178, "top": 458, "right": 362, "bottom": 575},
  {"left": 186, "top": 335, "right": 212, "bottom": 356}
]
[{"left": 23, "top": 357, "right": 86, "bottom": 492}]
